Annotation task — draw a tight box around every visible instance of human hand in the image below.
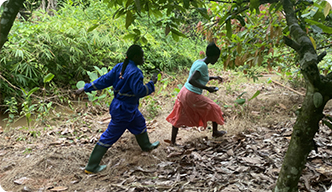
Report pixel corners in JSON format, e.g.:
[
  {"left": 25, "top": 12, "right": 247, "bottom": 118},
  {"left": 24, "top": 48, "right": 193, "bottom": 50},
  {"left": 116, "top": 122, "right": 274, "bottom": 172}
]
[
  {"left": 151, "top": 73, "right": 158, "bottom": 84},
  {"left": 207, "top": 87, "right": 218, "bottom": 93},
  {"left": 75, "top": 87, "right": 84, "bottom": 95},
  {"left": 216, "top": 76, "right": 223, "bottom": 83}
]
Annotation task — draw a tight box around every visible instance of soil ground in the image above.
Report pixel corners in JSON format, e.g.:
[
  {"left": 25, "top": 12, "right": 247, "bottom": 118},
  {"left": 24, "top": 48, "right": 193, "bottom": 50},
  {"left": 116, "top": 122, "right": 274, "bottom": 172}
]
[{"left": 1, "top": 71, "right": 332, "bottom": 192}]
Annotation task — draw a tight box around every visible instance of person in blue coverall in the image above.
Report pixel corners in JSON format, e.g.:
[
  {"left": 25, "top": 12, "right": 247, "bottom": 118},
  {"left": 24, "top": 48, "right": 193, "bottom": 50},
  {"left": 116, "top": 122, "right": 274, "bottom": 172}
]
[{"left": 76, "top": 45, "right": 160, "bottom": 174}]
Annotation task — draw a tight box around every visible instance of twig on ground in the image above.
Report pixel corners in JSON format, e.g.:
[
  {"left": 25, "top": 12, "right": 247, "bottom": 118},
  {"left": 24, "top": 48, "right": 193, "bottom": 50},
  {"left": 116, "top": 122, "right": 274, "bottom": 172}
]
[{"left": 272, "top": 80, "right": 305, "bottom": 96}]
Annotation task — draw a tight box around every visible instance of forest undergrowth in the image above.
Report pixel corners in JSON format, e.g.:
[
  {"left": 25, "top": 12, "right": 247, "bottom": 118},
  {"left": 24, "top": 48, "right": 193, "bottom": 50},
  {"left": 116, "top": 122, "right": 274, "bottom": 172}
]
[{"left": 1, "top": 70, "right": 332, "bottom": 192}]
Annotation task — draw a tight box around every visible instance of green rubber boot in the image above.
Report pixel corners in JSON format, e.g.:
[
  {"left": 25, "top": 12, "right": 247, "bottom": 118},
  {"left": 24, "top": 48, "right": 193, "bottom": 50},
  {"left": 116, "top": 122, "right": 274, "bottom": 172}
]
[
  {"left": 135, "top": 131, "right": 160, "bottom": 152},
  {"left": 84, "top": 144, "right": 108, "bottom": 174}
]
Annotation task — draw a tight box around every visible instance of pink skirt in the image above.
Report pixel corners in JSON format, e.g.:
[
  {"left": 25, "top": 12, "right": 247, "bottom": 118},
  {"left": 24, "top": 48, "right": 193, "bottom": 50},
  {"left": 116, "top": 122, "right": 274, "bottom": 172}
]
[{"left": 166, "top": 86, "right": 224, "bottom": 128}]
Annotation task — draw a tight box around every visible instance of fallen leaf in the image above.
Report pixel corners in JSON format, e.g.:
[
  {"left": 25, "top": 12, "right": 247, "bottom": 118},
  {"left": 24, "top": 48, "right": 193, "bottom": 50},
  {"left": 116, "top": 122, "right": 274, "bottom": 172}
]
[
  {"left": 163, "top": 139, "right": 171, "bottom": 144},
  {"left": 50, "top": 186, "right": 68, "bottom": 191},
  {"left": 14, "top": 177, "right": 32, "bottom": 185},
  {"left": 167, "top": 152, "right": 183, "bottom": 158},
  {"left": 279, "top": 103, "right": 287, "bottom": 109}
]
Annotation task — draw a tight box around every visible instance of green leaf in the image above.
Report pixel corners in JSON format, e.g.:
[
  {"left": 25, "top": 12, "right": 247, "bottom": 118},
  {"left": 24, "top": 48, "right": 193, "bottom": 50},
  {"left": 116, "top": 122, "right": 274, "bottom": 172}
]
[
  {"left": 123, "top": 33, "right": 137, "bottom": 40},
  {"left": 87, "top": 71, "right": 98, "bottom": 81},
  {"left": 183, "top": 0, "right": 190, "bottom": 9},
  {"left": 158, "top": 73, "right": 162, "bottom": 81},
  {"left": 87, "top": 24, "right": 99, "bottom": 32},
  {"left": 171, "top": 28, "right": 186, "bottom": 38},
  {"left": 27, "top": 87, "right": 40, "bottom": 98},
  {"left": 133, "top": 29, "right": 141, "bottom": 35},
  {"left": 236, "top": 15, "right": 245, "bottom": 26},
  {"left": 325, "top": 115, "right": 332, "bottom": 122},
  {"left": 226, "top": 19, "right": 232, "bottom": 38},
  {"left": 21, "top": 87, "right": 28, "bottom": 96},
  {"left": 140, "top": 36, "right": 147, "bottom": 44},
  {"left": 235, "top": 98, "right": 246, "bottom": 105},
  {"left": 43, "top": 73, "right": 55, "bottom": 83},
  {"left": 197, "top": 8, "right": 209, "bottom": 20},
  {"left": 250, "top": 0, "right": 260, "bottom": 13},
  {"left": 237, "top": 91, "right": 247, "bottom": 99},
  {"left": 324, "top": 2, "right": 331, "bottom": 17},
  {"left": 135, "top": 0, "right": 141, "bottom": 12},
  {"left": 125, "top": 11, "right": 133, "bottom": 29},
  {"left": 305, "top": 19, "right": 332, "bottom": 34},
  {"left": 249, "top": 90, "right": 260, "bottom": 101},
  {"left": 172, "top": 32, "right": 179, "bottom": 41},
  {"left": 322, "top": 120, "right": 332, "bottom": 130},
  {"left": 165, "top": 24, "right": 171, "bottom": 36}
]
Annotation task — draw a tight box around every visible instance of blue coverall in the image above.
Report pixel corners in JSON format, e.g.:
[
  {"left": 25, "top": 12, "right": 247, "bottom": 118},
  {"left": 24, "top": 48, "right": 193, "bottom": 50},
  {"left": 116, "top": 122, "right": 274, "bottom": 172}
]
[{"left": 84, "top": 60, "right": 155, "bottom": 148}]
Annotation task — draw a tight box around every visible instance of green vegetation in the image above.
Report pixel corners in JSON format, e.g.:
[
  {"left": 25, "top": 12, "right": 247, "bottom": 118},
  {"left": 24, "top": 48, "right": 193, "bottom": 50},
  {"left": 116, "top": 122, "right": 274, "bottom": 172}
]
[{"left": 0, "top": 0, "right": 206, "bottom": 123}]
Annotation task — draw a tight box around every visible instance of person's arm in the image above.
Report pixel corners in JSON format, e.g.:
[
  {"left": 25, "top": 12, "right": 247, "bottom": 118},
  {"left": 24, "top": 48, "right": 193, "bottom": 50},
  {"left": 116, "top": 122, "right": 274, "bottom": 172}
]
[
  {"left": 189, "top": 70, "right": 217, "bottom": 93},
  {"left": 76, "top": 65, "right": 119, "bottom": 94},
  {"left": 209, "top": 76, "right": 223, "bottom": 82},
  {"left": 129, "top": 72, "right": 155, "bottom": 98}
]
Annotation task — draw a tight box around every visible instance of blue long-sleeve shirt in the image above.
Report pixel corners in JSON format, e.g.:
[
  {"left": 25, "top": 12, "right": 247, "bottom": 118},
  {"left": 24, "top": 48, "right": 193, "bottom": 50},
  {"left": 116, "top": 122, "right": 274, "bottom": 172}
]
[{"left": 84, "top": 60, "right": 155, "bottom": 117}]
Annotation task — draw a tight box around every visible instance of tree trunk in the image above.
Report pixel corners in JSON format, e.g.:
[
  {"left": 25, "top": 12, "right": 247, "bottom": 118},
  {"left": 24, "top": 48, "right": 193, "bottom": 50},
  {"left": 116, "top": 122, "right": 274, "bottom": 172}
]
[
  {"left": 274, "top": 0, "right": 330, "bottom": 191},
  {"left": 0, "top": 0, "right": 25, "bottom": 51}
]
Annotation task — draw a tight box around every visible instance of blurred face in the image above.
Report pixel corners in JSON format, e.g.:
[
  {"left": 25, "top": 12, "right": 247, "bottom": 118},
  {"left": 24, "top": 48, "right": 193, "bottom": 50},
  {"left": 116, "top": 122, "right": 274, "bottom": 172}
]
[{"left": 133, "top": 50, "right": 144, "bottom": 65}]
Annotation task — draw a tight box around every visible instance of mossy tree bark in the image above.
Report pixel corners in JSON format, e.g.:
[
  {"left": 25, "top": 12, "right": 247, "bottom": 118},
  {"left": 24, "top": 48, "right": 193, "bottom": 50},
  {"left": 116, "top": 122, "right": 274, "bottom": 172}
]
[
  {"left": 0, "top": 0, "right": 25, "bottom": 51},
  {"left": 274, "top": 0, "right": 329, "bottom": 191}
]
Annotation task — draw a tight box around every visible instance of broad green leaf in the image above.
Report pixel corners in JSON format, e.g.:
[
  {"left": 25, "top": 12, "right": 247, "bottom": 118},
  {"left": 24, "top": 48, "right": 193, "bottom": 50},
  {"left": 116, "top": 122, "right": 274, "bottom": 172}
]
[
  {"left": 235, "top": 98, "right": 246, "bottom": 105},
  {"left": 125, "top": 11, "right": 133, "bottom": 29},
  {"left": 165, "top": 24, "right": 171, "bottom": 36},
  {"left": 151, "top": 9, "right": 163, "bottom": 18},
  {"left": 43, "top": 73, "right": 54, "bottom": 83},
  {"left": 324, "top": 2, "right": 331, "bottom": 17},
  {"left": 305, "top": 19, "right": 332, "bottom": 34},
  {"left": 171, "top": 28, "right": 186, "bottom": 37},
  {"left": 309, "top": 36, "right": 317, "bottom": 50},
  {"left": 87, "top": 71, "right": 98, "bottom": 81},
  {"left": 183, "top": 0, "right": 190, "bottom": 9},
  {"left": 113, "top": 8, "right": 125, "bottom": 19},
  {"left": 140, "top": 36, "right": 147, "bottom": 44},
  {"left": 87, "top": 24, "right": 99, "bottom": 32},
  {"left": 172, "top": 32, "right": 179, "bottom": 41},
  {"left": 226, "top": 19, "right": 232, "bottom": 38},
  {"left": 250, "top": 0, "right": 260, "bottom": 13},
  {"left": 133, "top": 29, "right": 141, "bottom": 35},
  {"left": 249, "top": 90, "right": 260, "bottom": 101},
  {"left": 197, "top": 8, "right": 209, "bottom": 20},
  {"left": 76, "top": 81, "right": 85, "bottom": 89},
  {"left": 158, "top": 73, "right": 162, "bottom": 81},
  {"left": 135, "top": 0, "right": 141, "bottom": 12},
  {"left": 123, "top": 33, "right": 137, "bottom": 40}
]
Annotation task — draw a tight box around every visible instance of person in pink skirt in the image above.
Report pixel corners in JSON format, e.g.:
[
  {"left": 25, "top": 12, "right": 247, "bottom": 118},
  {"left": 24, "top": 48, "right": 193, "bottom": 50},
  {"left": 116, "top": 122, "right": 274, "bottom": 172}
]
[{"left": 166, "top": 43, "right": 226, "bottom": 145}]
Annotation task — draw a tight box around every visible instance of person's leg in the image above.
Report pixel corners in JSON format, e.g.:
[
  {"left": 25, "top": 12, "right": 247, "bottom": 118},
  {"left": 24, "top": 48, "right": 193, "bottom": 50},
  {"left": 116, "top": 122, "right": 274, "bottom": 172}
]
[
  {"left": 212, "top": 121, "right": 226, "bottom": 137},
  {"left": 85, "top": 120, "right": 127, "bottom": 174},
  {"left": 171, "top": 126, "right": 179, "bottom": 145},
  {"left": 127, "top": 110, "right": 160, "bottom": 151}
]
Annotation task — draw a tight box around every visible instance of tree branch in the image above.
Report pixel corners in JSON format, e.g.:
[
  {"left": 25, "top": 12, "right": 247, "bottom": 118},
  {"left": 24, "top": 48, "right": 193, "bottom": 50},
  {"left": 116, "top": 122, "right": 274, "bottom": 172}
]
[
  {"left": 317, "top": 51, "right": 327, "bottom": 63},
  {"left": 283, "top": 36, "right": 301, "bottom": 52},
  {"left": 0, "top": 0, "right": 25, "bottom": 51},
  {"left": 317, "top": 44, "right": 332, "bottom": 50}
]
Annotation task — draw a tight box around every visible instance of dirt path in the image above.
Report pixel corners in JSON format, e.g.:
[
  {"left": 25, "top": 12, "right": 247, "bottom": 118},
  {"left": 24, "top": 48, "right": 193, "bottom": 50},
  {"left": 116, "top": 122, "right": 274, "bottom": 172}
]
[{"left": 1, "top": 73, "right": 331, "bottom": 191}]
